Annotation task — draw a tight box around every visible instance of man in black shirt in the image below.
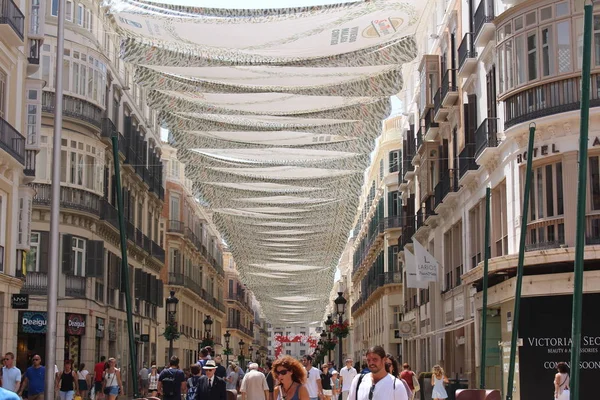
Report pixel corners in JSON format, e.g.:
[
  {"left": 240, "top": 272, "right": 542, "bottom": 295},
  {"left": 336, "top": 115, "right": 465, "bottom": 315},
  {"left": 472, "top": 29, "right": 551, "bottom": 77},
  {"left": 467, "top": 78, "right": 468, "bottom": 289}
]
[
  {"left": 158, "top": 356, "right": 186, "bottom": 400},
  {"left": 265, "top": 360, "right": 274, "bottom": 400},
  {"left": 214, "top": 356, "right": 227, "bottom": 380}
]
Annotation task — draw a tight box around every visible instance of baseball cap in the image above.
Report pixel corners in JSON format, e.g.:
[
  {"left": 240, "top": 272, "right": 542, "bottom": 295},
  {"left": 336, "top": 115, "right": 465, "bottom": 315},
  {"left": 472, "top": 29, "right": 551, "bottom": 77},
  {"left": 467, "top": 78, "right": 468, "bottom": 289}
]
[{"left": 203, "top": 360, "right": 217, "bottom": 369}]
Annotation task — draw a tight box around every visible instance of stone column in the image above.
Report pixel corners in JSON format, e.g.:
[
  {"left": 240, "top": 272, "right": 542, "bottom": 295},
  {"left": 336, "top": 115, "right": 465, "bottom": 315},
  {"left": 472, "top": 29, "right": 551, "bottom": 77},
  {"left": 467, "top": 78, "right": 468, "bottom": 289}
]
[{"left": 561, "top": 151, "right": 579, "bottom": 247}]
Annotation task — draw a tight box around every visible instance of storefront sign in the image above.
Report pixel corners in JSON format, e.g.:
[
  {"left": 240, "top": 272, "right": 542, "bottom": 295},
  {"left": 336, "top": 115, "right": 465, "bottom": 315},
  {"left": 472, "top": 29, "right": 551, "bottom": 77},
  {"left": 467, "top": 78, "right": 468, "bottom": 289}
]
[
  {"left": 66, "top": 314, "right": 86, "bottom": 336},
  {"left": 517, "top": 144, "right": 560, "bottom": 163},
  {"left": 96, "top": 317, "right": 105, "bottom": 338},
  {"left": 519, "top": 294, "right": 600, "bottom": 399},
  {"left": 11, "top": 294, "right": 29, "bottom": 309},
  {"left": 20, "top": 312, "right": 47, "bottom": 334}
]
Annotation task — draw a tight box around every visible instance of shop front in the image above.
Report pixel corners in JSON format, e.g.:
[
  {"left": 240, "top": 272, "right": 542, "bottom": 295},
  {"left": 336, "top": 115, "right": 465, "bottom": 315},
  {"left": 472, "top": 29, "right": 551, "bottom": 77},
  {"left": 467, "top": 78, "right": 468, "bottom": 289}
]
[
  {"left": 17, "top": 311, "right": 47, "bottom": 371},
  {"left": 64, "top": 313, "right": 86, "bottom": 367}
]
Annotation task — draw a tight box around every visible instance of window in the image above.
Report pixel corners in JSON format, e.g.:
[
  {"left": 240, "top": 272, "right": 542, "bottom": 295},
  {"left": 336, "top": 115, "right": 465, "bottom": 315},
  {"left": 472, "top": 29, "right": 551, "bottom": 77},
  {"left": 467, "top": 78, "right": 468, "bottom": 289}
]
[
  {"left": 285, "top": 350, "right": 291, "bottom": 355},
  {"left": 0, "top": 71, "right": 6, "bottom": 120},
  {"left": 595, "top": 16, "right": 600, "bottom": 66},
  {"left": 300, "top": 350, "right": 306, "bottom": 356},
  {"left": 469, "top": 200, "right": 485, "bottom": 270},
  {"left": 26, "top": 232, "right": 41, "bottom": 272},
  {"left": 51, "top": 0, "right": 58, "bottom": 16},
  {"left": 527, "top": 32, "right": 538, "bottom": 81},
  {"left": 589, "top": 156, "right": 600, "bottom": 210},
  {"left": 65, "top": 0, "right": 73, "bottom": 21},
  {"left": 389, "top": 150, "right": 400, "bottom": 173},
  {"left": 72, "top": 237, "right": 85, "bottom": 276},
  {"left": 443, "top": 221, "right": 463, "bottom": 290},
  {"left": 85, "top": 9, "right": 92, "bottom": 31},
  {"left": 541, "top": 26, "right": 553, "bottom": 76},
  {"left": 76, "top": 4, "right": 83, "bottom": 25},
  {"left": 492, "top": 181, "right": 509, "bottom": 257},
  {"left": 170, "top": 194, "right": 180, "bottom": 221},
  {"left": 557, "top": 20, "right": 572, "bottom": 73}
]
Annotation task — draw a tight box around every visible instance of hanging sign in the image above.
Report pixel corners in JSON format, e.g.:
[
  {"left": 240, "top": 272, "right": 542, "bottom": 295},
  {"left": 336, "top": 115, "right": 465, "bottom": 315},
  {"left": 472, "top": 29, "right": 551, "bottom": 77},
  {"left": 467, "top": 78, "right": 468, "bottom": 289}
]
[
  {"left": 12, "top": 294, "right": 29, "bottom": 309},
  {"left": 413, "top": 240, "right": 439, "bottom": 283},
  {"left": 20, "top": 311, "right": 47, "bottom": 334},
  {"left": 66, "top": 314, "right": 86, "bottom": 336},
  {"left": 405, "top": 250, "right": 428, "bottom": 289}
]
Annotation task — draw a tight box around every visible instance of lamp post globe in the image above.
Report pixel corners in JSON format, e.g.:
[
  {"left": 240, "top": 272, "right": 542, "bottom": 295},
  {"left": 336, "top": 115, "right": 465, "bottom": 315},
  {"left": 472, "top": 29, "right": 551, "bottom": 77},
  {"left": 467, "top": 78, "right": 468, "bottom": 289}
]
[
  {"left": 325, "top": 315, "right": 334, "bottom": 362},
  {"left": 165, "top": 290, "right": 179, "bottom": 359},
  {"left": 224, "top": 330, "right": 231, "bottom": 364},
  {"left": 333, "top": 292, "right": 347, "bottom": 367}
]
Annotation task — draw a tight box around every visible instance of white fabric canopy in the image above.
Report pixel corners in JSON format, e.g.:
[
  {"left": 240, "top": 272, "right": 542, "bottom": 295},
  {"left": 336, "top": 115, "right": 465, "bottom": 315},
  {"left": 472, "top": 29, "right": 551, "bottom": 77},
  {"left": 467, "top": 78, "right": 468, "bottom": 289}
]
[{"left": 108, "top": 0, "right": 423, "bottom": 325}]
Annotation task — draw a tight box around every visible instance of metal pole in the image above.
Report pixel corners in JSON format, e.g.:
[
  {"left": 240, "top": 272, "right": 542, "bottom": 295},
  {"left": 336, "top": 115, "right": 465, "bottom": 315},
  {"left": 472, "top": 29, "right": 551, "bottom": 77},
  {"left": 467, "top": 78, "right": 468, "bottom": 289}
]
[
  {"left": 506, "top": 125, "right": 536, "bottom": 400},
  {"left": 480, "top": 187, "right": 491, "bottom": 389},
  {"left": 570, "top": 5, "right": 593, "bottom": 400},
  {"left": 338, "top": 314, "right": 343, "bottom": 368},
  {"left": 45, "top": 0, "right": 65, "bottom": 397},
  {"left": 169, "top": 337, "right": 174, "bottom": 360},
  {"left": 111, "top": 137, "right": 139, "bottom": 397}
]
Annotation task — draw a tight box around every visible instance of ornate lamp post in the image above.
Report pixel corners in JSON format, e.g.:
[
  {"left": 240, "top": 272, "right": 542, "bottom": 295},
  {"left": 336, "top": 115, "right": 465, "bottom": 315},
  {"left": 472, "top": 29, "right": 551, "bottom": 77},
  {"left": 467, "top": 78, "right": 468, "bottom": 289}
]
[
  {"left": 203, "top": 315, "right": 214, "bottom": 355},
  {"left": 320, "top": 330, "right": 328, "bottom": 362},
  {"left": 255, "top": 350, "right": 261, "bottom": 365},
  {"left": 165, "top": 290, "right": 179, "bottom": 359},
  {"left": 239, "top": 339, "right": 245, "bottom": 366},
  {"left": 325, "top": 315, "right": 334, "bottom": 363},
  {"left": 224, "top": 330, "right": 231, "bottom": 364},
  {"left": 334, "top": 292, "right": 347, "bottom": 367}
]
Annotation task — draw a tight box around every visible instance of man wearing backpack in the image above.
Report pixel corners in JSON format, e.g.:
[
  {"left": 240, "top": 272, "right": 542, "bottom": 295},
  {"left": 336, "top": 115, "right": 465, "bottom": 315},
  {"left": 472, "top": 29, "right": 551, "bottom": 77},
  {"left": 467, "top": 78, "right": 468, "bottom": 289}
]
[
  {"left": 348, "top": 346, "right": 409, "bottom": 400},
  {"left": 186, "top": 365, "right": 202, "bottom": 400}
]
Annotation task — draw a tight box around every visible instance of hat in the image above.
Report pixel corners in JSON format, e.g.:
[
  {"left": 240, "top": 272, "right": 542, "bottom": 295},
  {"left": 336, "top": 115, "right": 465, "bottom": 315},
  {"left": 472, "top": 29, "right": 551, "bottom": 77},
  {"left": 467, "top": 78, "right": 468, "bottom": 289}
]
[
  {"left": 203, "top": 360, "right": 217, "bottom": 370},
  {"left": 332, "top": 371, "right": 339, "bottom": 375},
  {"left": 151, "top": 365, "right": 157, "bottom": 369}
]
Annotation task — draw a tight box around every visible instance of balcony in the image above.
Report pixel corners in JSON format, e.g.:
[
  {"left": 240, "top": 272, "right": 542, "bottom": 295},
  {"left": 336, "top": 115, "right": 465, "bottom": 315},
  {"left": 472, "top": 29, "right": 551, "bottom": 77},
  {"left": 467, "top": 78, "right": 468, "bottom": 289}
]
[
  {"left": 586, "top": 214, "right": 600, "bottom": 245},
  {"left": 42, "top": 92, "right": 103, "bottom": 129},
  {"left": 21, "top": 271, "right": 47, "bottom": 295},
  {"left": 351, "top": 272, "right": 402, "bottom": 315},
  {"left": 434, "top": 168, "right": 460, "bottom": 208},
  {"left": 458, "top": 143, "right": 478, "bottom": 180},
  {"left": 167, "top": 220, "right": 185, "bottom": 235},
  {"left": 65, "top": 275, "right": 86, "bottom": 297},
  {"left": 99, "top": 199, "right": 119, "bottom": 229},
  {"left": 0, "top": 0, "right": 24, "bottom": 45},
  {"left": 383, "top": 216, "right": 404, "bottom": 231},
  {"left": 0, "top": 245, "right": 3, "bottom": 272},
  {"left": 227, "top": 292, "right": 253, "bottom": 313},
  {"left": 525, "top": 217, "right": 565, "bottom": 252},
  {"left": 24, "top": 149, "right": 36, "bottom": 177},
  {"left": 27, "top": 39, "right": 41, "bottom": 74},
  {"left": 416, "top": 126, "right": 424, "bottom": 152},
  {"left": 0, "top": 116, "right": 25, "bottom": 165},
  {"left": 504, "top": 73, "right": 600, "bottom": 129},
  {"left": 473, "top": 0, "right": 495, "bottom": 47},
  {"left": 150, "top": 240, "right": 165, "bottom": 262},
  {"left": 32, "top": 183, "right": 100, "bottom": 216},
  {"left": 474, "top": 118, "right": 499, "bottom": 159},
  {"left": 423, "top": 109, "right": 439, "bottom": 140},
  {"left": 226, "top": 321, "right": 254, "bottom": 338},
  {"left": 458, "top": 33, "right": 477, "bottom": 78},
  {"left": 433, "top": 70, "right": 458, "bottom": 122},
  {"left": 400, "top": 223, "right": 415, "bottom": 248}
]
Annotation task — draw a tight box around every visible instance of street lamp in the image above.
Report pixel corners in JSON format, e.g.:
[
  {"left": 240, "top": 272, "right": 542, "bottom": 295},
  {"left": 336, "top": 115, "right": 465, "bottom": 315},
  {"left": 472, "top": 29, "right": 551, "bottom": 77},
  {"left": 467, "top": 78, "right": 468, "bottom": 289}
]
[
  {"left": 224, "top": 330, "right": 231, "bottom": 364},
  {"left": 325, "top": 315, "right": 334, "bottom": 363},
  {"left": 334, "top": 292, "right": 347, "bottom": 367},
  {"left": 203, "top": 315, "right": 213, "bottom": 338},
  {"left": 239, "top": 339, "right": 245, "bottom": 366},
  {"left": 320, "top": 330, "right": 328, "bottom": 363},
  {"left": 255, "top": 350, "right": 261, "bottom": 365},
  {"left": 165, "top": 290, "right": 179, "bottom": 359}
]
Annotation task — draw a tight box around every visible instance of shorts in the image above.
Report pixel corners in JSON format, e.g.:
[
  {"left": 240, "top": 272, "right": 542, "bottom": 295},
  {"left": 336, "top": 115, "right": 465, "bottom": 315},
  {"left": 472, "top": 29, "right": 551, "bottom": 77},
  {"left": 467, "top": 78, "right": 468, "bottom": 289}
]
[
  {"left": 323, "top": 390, "right": 333, "bottom": 396},
  {"left": 29, "top": 393, "right": 44, "bottom": 400},
  {"left": 94, "top": 382, "right": 103, "bottom": 393},
  {"left": 59, "top": 391, "right": 74, "bottom": 400},
  {"left": 140, "top": 380, "right": 149, "bottom": 390},
  {"left": 79, "top": 380, "right": 88, "bottom": 391},
  {"left": 106, "top": 386, "right": 119, "bottom": 396}
]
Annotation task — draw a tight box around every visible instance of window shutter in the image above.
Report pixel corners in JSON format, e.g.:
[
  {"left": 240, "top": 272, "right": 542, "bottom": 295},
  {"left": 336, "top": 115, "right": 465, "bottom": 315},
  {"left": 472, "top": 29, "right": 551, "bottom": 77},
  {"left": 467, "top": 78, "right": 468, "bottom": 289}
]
[
  {"left": 134, "top": 268, "right": 142, "bottom": 298},
  {"left": 157, "top": 279, "right": 164, "bottom": 307},
  {"left": 39, "top": 232, "right": 49, "bottom": 273},
  {"left": 467, "top": 94, "right": 477, "bottom": 144},
  {"left": 61, "top": 234, "right": 74, "bottom": 275},
  {"left": 86, "top": 240, "right": 104, "bottom": 277},
  {"left": 103, "top": 167, "right": 109, "bottom": 199},
  {"left": 150, "top": 277, "right": 158, "bottom": 305},
  {"left": 145, "top": 273, "right": 151, "bottom": 302}
]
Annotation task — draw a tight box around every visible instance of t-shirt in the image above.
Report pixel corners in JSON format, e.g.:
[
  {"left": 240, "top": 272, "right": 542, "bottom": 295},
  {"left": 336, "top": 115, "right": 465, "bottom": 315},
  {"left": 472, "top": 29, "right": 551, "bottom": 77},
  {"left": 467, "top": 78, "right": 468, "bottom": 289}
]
[
  {"left": 320, "top": 373, "right": 332, "bottom": 390},
  {"left": 94, "top": 362, "right": 105, "bottom": 382},
  {"left": 305, "top": 367, "right": 321, "bottom": 398},
  {"left": 339, "top": 366, "right": 357, "bottom": 392},
  {"left": 348, "top": 373, "right": 409, "bottom": 400},
  {"left": 139, "top": 368, "right": 149, "bottom": 380},
  {"left": 399, "top": 370, "right": 415, "bottom": 391},
  {"left": 226, "top": 371, "right": 239, "bottom": 390},
  {"left": 1, "top": 367, "right": 21, "bottom": 392},
  {"left": 0, "top": 387, "right": 20, "bottom": 400},
  {"left": 24, "top": 366, "right": 45, "bottom": 395},
  {"left": 158, "top": 368, "right": 185, "bottom": 400},
  {"left": 239, "top": 370, "right": 269, "bottom": 400},
  {"left": 265, "top": 370, "right": 274, "bottom": 392},
  {"left": 78, "top": 370, "right": 89, "bottom": 381}
]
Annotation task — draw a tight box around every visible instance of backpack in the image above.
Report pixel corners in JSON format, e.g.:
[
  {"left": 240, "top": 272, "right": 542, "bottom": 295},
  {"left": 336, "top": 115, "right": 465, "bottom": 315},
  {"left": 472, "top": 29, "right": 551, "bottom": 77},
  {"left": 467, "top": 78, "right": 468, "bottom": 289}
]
[{"left": 186, "top": 376, "right": 201, "bottom": 400}]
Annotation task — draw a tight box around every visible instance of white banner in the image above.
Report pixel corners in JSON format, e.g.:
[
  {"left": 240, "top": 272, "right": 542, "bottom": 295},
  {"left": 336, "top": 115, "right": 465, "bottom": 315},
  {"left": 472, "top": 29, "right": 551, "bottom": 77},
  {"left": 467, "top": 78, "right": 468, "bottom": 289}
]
[
  {"left": 404, "top": 250, "right": 428, "bottom": 289},
  {"left": 413, "top": 240, "right": 439, "bottom": 283}
]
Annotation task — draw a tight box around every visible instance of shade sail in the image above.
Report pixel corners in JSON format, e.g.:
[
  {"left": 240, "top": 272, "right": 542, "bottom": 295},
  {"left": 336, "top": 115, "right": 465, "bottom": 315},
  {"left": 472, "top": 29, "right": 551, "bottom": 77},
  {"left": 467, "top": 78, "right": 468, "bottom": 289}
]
[{"left": 108, "top": 0, "right": 422, "bottom": 326}]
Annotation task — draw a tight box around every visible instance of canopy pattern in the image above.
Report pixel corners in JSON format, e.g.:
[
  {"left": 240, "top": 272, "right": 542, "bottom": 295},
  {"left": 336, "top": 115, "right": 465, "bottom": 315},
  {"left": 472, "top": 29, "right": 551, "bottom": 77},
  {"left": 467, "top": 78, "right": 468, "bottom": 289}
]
[{"left": 107, "top": 0, "right": 424, "bottom": 326}]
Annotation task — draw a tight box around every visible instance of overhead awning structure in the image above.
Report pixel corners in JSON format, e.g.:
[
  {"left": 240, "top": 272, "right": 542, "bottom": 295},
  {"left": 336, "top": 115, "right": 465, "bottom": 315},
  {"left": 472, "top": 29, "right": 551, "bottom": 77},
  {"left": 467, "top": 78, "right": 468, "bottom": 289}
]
[{"left": 107, "top": 0, "right": 424, "bottom": 325}]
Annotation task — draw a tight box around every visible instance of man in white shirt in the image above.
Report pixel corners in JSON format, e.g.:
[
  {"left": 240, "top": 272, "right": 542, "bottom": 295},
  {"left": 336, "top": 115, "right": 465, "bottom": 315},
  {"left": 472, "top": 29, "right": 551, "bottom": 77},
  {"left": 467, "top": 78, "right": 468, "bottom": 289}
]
[
  {"left": 339, "top": 358, "right": 357, "bottom": 400},
  {"left": 1, "top": 353, "right": 21, "bottom": 393},
  {"left": 240, "top": 363, "right": 268, "bottom": 400},
  {"left": 348, "top": 346, "right": 408, "bottom": 400},
  {"left": 302, "top": 355, "right": 323, "bottom": 400}
]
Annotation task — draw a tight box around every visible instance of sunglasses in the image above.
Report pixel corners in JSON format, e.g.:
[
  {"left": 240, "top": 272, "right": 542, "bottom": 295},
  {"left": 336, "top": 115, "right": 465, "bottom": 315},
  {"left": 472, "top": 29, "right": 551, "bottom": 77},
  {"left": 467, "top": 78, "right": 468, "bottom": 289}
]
[
  {"left": 368, "top": 384, "right": 376, "bottom": 400},
  {"left": 275, "top": 369, "right": 289, "bottom": 376},
  {"left": 385, "top": 363, "right": 392, "bottom": 367},
  {"left": 33, "top": 358, "right": 41, "bottom": 361}
]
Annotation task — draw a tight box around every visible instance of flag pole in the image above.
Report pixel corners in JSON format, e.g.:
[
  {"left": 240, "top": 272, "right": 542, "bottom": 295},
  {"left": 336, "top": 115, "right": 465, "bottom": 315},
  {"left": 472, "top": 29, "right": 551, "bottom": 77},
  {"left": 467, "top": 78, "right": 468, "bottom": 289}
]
[
  {"left": 506, "top": 124, "right": 535, "bottom": 400},
  {"left": 45, "top": 0, "right": 65, "bottom": 397},
  {"left": 569, "top": 3, "right": 593, "bottom": 399}
]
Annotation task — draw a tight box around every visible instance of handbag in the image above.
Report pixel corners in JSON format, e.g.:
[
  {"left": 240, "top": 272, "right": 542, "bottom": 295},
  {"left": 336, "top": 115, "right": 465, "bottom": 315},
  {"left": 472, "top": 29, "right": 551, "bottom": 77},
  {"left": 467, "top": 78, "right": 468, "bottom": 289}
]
[
  {"left": 104, "top": 372, "right": 117, "bottom": 395},
  {"left": 412, "top": 373, "right": 420, "bottom": 392}
]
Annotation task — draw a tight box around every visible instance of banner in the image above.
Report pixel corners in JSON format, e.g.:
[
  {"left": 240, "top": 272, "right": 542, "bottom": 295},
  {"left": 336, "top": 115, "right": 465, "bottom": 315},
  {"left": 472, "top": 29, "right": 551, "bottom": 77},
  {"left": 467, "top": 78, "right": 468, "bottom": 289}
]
[
  {"left": 405, "top": 250, "right": 428, "bottom": 289},
  {"left": 413, "top": 240, "right": 439, "bottom": 283}
]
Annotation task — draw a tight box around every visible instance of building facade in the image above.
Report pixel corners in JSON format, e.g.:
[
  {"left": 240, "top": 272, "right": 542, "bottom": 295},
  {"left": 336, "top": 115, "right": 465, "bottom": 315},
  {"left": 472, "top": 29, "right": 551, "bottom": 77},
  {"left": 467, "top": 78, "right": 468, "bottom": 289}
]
[
  {"left": 267, "top": 324, "right": 315, "bottom": 360},
  {"left": 160, "top": 144, "right": 226, "bottom": 367},
  {"left": 20, "top": 0, "right": 166, "bottom": 394},
  {"left": 349, "top": 116, "right": 404, "bottom": 363},
  {"left": 396, "top": 0, "right": 600, "bottom": 397}
]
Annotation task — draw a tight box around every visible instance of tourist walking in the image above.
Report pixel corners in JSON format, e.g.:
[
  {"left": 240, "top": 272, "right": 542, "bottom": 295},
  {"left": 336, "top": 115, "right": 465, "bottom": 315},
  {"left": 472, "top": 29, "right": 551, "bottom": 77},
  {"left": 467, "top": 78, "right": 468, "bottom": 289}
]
[
  {"left": 18, "top": 355, "right": 45, "bottom": 400},
  {"left": 158, "top": 356, "right": 185, "bottom": 400},
  {"left": 138, "top": 365, "right": 149, "bottom": 396},
  {"left": 214, "top": 356, "right": 226, "bottom": 380},
  {"left": 271, "top": 356, "right": 309, "bottom": 400},
  {"left": 431, "top": 365, "right": 448, "bottom": 400},
  {"left": 2, "top": 353, "right": 21, "bottom": 393},
  {"left": 186, "top": 365, "right": 202, "bottom": 400},
  {"left": 301, "top": 355, "right": 323, "bottom": 400},
  {"left": 554, "top": 362, "right": 570, "bottom": 400},
  {"left": 265, "top": 360, "right": 275, "bottom": 400},
  {"left": 92, "top": 357, "right": 107, "bottom": 400},
  {"left": 400, "top": 364, "right": 419, "bottom": 400},
  {"left": 101, "top": 358, "right": 123, "bottom": 400},
  {"left": 330, "top": 371, "right": 341, "bottom": 400},
  {"left": 339, "top": 359, "right": 356, "bottom": 400},
  {"left": 77, "top": 364, "right": 90, "bottom": 400},
  {"left": 148, "top": 365, "right": 159, "bottom": 397},
  {"left": 320, "top": 365, "right": 332, "bottom": 400},
  {"left": 56, "top": 360, "right": 79, "bottom": 400},
  {"left": 225, "top": 363, "right": 239, "bottom": 392},
  {"left": 194, "top": 360, "right": 226, "bottom": 400},
  {"left": 240, "top": 363, "right": 268, "bottom": 400},
  {"left": 347, "top": 346, "right": 409, "bottom": 400}
]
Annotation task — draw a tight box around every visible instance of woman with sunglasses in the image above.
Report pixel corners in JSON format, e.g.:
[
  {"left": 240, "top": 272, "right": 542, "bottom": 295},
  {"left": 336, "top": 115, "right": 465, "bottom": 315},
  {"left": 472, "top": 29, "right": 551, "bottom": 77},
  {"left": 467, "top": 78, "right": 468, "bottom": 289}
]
[{"left": 271, "top": 356, "right": 309, "bottom": 400}]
